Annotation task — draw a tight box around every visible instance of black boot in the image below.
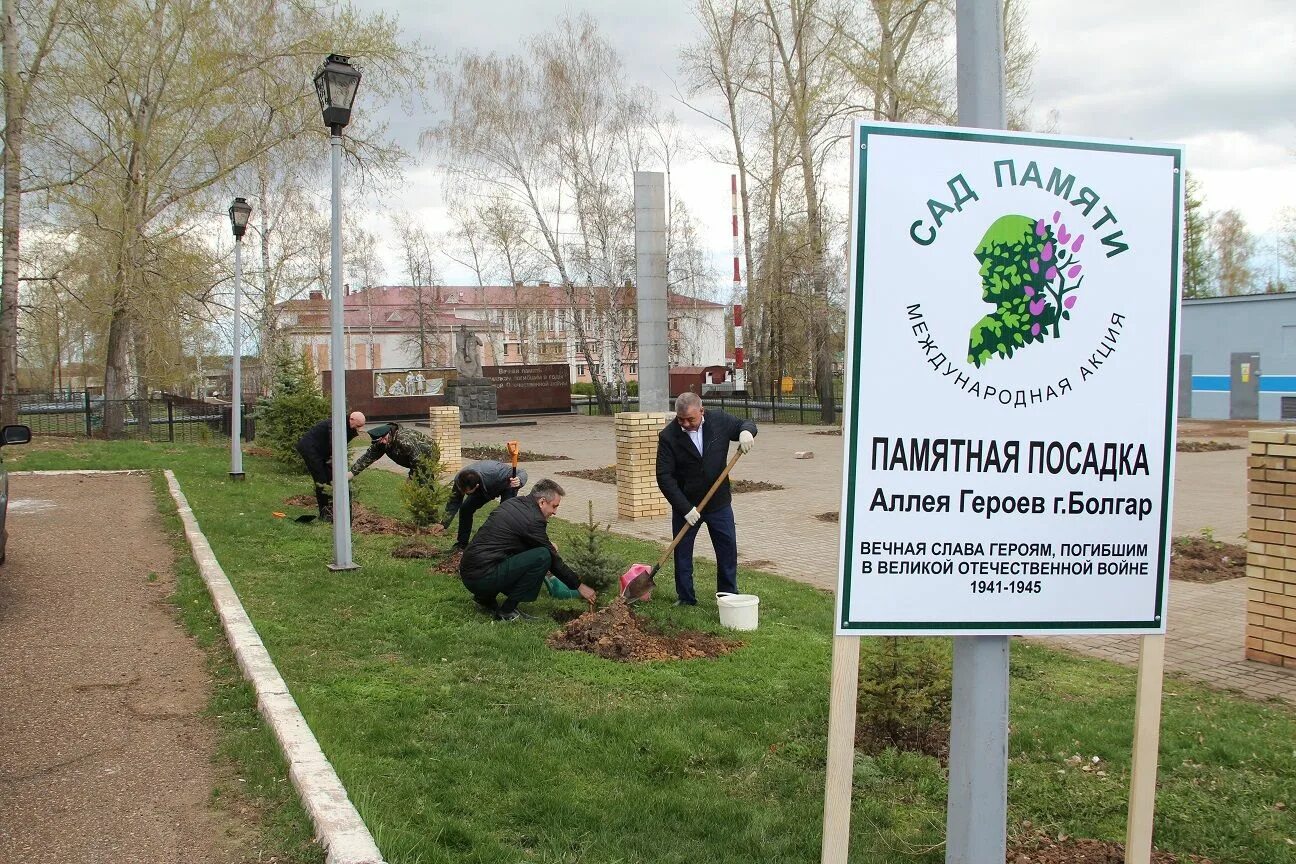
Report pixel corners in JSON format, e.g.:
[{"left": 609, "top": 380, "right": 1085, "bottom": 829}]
[{"left": 315, "top": 484, "right": 333, "bottom": 522}]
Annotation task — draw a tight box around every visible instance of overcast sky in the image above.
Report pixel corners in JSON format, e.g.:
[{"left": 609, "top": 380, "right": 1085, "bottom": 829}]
[{"left": 345, "top": 0, "right": 1296, "bottom": 286}]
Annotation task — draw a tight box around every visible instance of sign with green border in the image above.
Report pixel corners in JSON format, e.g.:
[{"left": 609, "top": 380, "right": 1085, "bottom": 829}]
[{"left": 836, "top": 122, "right": 1183, "bottom": 636}]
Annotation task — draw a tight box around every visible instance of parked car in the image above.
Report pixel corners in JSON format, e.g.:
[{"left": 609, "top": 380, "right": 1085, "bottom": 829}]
[{"left": 0, "top": 424, "right": 33, "bottom": 564}]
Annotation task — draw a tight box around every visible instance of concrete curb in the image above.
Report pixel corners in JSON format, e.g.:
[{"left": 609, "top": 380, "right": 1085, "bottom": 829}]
[
  {"left": 160, "top": 470, "right": 384, "bottom": 864},
  {"left": 11, "top": 469, "right": 151, "bottom": 476}
]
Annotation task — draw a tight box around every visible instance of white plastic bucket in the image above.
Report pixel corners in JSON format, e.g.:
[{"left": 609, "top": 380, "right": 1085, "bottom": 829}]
[{"left": 716, "top": 592, "right": 760, "bottom": 631}]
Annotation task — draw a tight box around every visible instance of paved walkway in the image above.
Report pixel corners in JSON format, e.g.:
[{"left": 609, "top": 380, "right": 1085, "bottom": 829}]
[{"left": 395, "top": 414, "right": 1294, "bottom": 704}]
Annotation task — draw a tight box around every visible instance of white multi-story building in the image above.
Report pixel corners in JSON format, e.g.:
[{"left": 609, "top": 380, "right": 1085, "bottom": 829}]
[{"left": 274, "top": 282, "right": 728, "bottom": 383}]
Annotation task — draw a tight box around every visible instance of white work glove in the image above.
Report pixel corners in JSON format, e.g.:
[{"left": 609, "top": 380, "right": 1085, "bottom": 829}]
[
  {"left": 684, "top": 507, "right": 701, "bottom": 526},
  {"left": 738, "top": 430, "right": 754, "bottom": 454}
]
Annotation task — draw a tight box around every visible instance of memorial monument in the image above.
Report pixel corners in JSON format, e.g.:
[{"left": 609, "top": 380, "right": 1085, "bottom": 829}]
[{"left": 446, "top": 324, "right": 498, "bottom": 423}]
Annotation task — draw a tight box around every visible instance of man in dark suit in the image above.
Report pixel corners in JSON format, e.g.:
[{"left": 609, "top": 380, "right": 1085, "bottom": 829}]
[
  {"left": 655, "top": 392, "right": 757, "bottom": 606},
  {"left": 295, "top": 411, "right": 365, "bottom": 522}
]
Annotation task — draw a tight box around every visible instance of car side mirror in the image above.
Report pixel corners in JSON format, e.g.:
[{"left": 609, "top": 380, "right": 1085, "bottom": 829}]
[{"left": 1, "top": 424, "right": 32, "bottom": 446}]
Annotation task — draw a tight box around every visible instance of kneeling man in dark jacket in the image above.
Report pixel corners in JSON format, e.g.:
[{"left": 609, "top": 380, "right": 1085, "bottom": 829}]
[{"left": 459, "top": 478, "right": 597, "bottom": 621}]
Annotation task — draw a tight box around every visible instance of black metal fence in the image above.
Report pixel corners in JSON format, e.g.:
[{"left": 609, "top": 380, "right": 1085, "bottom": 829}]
[
  {"left": 2, "top": 392, "right": 254, "bottom": 442},
  {"left": 571, "top": 393, "right": 840, "bottom": 426}
]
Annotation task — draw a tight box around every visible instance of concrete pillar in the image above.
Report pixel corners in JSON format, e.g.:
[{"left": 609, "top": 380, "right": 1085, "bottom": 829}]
[
  {"left": 635, "top": 171, "right": 669, "bottom": 414},
  {"left": 428, "top": 405, "right": 462, "bottom": 473},
  {"left": 615, "top": 412, "right": 671, "bottom": 520},
  {"left": 1246, "top": 429, "right": 1296, "bottom": 669}
]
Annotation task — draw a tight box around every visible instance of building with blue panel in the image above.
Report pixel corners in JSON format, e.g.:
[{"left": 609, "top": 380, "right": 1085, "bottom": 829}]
[{"left": 1180, "top": 293, "right": 1296, "bottom": 420}]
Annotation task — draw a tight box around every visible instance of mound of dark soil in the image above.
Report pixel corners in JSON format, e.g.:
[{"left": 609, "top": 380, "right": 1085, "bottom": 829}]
[
  {"left": 462, "top": 444, "right": 570, "bottom": 462},
  {"left": 556, "top": 466, "right": 782, "bottom": 492},
  {"left": 1170, "top": 536, "right": 1246, "bottom": 583},
  {"left": 815, "top": 511, "right": 839, "bottom": 523},
  {"left": 1176, "top": 440, "right": 1241, "bottom": 452},
  {"left": 285, "top": 494, "right": 317, "bottom": 507},
  {"left": 1006, "top": 834, "right": 1213, "bottom": 863},
  {"left": 391, "top": 542, "right": 441, "bottom": 559},
  {"left": 547, "top": 600, "right": 741, "bottom": 662},
  {"left": 811, "top": 428, "right": 843, "bottom": 436}
]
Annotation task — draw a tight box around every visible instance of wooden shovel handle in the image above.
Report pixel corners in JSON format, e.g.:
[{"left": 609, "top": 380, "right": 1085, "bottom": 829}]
[{"left": 655, "top": 448, "right": 745, "bottom": 570}]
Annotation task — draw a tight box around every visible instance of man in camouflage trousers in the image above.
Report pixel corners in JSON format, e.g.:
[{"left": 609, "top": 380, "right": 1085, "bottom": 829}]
[{"left": 348, "top": 422, "right": 440, "bottom": 486}]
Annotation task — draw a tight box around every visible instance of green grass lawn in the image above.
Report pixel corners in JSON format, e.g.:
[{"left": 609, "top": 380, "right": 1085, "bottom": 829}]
[{"left": 8, "top": 438, "right": 1294, "bottom": 863}]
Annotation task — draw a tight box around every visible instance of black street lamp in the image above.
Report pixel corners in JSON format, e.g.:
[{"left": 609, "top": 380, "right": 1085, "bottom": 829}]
[
  {"left": 314, "top": 54, "right": 362, "bottom": 570},
  {"left": 313, "top": 53, "right": 361, "bottom": 133},
  {"left": 227, "top": 196, "right": 252, "bottom": 481}
]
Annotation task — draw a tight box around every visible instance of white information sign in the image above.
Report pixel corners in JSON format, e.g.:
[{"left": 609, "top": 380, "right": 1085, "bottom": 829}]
[{"left": 837, "top": 123, "right": 1183, "bottom": 636}]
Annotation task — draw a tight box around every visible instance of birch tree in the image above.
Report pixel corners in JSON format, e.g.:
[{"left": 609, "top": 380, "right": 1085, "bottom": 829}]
[
  {"left": 431, "top": 13, "right": 690, "bottom": 414},
  {"left": 1, "top": 0, "right": 73, "bottom": 420},
  {"left": 44, "top": 0, "right": 420, "bottom": 435}
]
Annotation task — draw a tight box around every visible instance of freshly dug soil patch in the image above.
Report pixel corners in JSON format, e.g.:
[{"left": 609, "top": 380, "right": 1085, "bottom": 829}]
[
  {"left": 558, "top": 466, "right": 617, "bottom": 484},
  {"left": 462, "top": 444, "right": 569, "bottom": 462},
  {"left": 284, "top": 494, "right": 317, "bottom": 507},
  {"left": 430, "top": 549, "right": 462, "bottom": 574},
  {"left": 1170, "top": 536, "right": 1245, "bottom": 583},
  {"left": 391, "top": 542, "right": 441, "bottom": 559},
  {"left": 742, "top": 559, "right": 774, "bottom": 570},
  {"left": 1176, "top": 440, "right": 1241, "bottom": 452},
  {"left": 856, "top": 722, "right": 948, "bottom": 763},
  {"left": 394, "top": 546, "right": 460, "bottom": 574},
  {"left": 352, "top": 505, "right": 440, "bottom": 537},
  {"left": 733, "top": 479, "right": 784, "bottom": 492},
  {"left": 550, "top": 609, "right": 583, "bottom": 624},
  {"left": 556, "top": 466, "right": 783, "bottom": 492},
  {"left": 547, "top": 600, "right": 742, "bottom": 662},
  {"left": 1006, "top": 834, "right": 1213, "bottom": 863},
  {"left": 811, "top": 428, "right": 843, "bottom": 436},
  {"left": 244, "top": 445, "right": 275, "bottom": 457},
  {"left": 815, "top": 511, "right": 840, "bottom": 523}
]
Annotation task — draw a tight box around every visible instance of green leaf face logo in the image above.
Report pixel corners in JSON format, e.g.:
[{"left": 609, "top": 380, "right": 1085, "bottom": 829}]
[{"left": 968, "top": 212, "right": 1086, "bottom": 367}]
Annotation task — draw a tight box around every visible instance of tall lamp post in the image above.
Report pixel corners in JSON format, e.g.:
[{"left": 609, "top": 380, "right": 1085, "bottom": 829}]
[
  {"left": 314, "top": 53, "right": 361, "bottom": 571},
  {"left": 227, "top": 197, "right": 251, "bottom": 481}
]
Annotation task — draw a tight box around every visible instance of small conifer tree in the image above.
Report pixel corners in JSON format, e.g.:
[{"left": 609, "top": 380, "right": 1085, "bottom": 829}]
[
  {"left": 256, "top": 349, "right": 328, "bottom": 469},
  {"left": 400, "top": 450, "right": 451, "bottom": 527},
  {"left": 565, "top": 501, "right": 615, "bottom": 590},
  {"left": 856, "top": 637, "right": 952, "bottom": 752}
]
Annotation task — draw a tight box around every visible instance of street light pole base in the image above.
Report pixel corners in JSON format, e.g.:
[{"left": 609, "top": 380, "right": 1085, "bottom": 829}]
[
  {"left": 229, "top": 472, "right": 246, "bottom": 481},
  {"left": 327, "top": 562, "right": 361, "bottom": 572}
]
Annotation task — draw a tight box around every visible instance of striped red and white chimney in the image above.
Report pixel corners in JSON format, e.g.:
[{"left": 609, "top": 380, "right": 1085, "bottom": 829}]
[{"left": 731, "top": 174, "right": 745, "bottom": 392}]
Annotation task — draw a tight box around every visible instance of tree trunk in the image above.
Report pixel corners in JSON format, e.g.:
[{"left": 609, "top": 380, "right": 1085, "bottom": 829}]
[
  {"left": 1, "top": 0, "right": 24, "bottom": 424},
  {"left": 102, "top": 308, "right": 131, "bottom": 437},
  {"left": 132, "top": 325, "right": 151, "bottom": 436}
]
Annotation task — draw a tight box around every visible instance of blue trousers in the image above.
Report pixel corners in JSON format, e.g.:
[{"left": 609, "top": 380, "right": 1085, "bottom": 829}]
[{"left": 671, "top": 505, "right": 738, "bottom": 605}]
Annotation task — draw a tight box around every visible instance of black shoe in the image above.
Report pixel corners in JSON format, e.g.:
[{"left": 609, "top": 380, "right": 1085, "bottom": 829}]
[
  {"left": 451, "top": 542, "right": 467, "bottom": 552},
  {"left": 495, "top": 607, "right": 539, "bottom": 622},
  {"left": 672, "top": 600, "right": 696, "bottom": 607},
  {"left": 473, "top": 598, "right": 498, "bottom": 615}
]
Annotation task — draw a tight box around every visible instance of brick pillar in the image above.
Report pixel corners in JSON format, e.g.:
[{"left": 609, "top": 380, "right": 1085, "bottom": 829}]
[
  {"left": 429, "top": 406, "right": 462, "bottom": 473},
  {"left": 1246, "top": 429, "right": 1296, "bottom": 668},
  {"left": 615, "top": 412, "right": 671, "bottom": 520}
]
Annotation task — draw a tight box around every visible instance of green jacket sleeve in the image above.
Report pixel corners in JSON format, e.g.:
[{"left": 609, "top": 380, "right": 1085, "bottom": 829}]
[{"left": 349, "top": 441, "right": 386, "bottom": 475}]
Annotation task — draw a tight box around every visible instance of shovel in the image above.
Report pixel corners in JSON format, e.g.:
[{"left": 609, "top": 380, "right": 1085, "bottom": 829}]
[{"left": 621, "top": 448, "right": 745, "bottom": 603}]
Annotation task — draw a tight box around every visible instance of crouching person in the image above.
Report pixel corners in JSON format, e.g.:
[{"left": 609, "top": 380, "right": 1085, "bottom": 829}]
[{"left": 459, "top": 478, "right": 596, "bottom": 621}]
